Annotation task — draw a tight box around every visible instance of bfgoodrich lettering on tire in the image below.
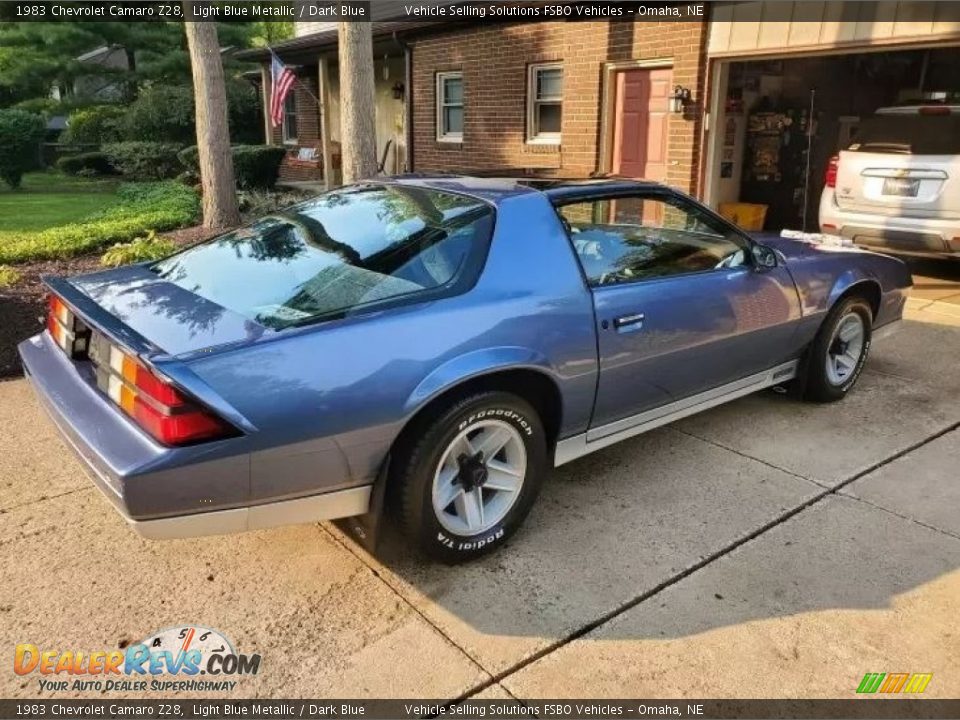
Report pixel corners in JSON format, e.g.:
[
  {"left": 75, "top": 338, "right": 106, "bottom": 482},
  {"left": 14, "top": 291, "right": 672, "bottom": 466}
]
[
  {"left": 394, "top": 391, "right": 547, "bottom": 563},
  {"left": 804, "top": 296, "right": 873, "bottom": 403}
]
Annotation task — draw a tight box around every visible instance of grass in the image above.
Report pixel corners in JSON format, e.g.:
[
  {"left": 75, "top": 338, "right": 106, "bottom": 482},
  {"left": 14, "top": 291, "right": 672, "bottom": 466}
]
[
  {"left": 0, "top": 176, "right": 199, "bottom": 265},
  {"left": 0, "top": 172, "right": 120, "bottom": 235}
]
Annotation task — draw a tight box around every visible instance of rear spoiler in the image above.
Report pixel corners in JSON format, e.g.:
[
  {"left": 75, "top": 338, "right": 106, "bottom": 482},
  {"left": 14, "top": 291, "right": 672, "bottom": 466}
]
[{"left": 42, "top": 275, "right": 165, "bottom": 360}]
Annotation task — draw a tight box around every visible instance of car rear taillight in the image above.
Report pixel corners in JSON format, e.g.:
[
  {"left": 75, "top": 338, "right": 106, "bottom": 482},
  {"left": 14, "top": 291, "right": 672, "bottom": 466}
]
[
  {"left": 918, "top": 106, "right": 951, "bottom": 115},
  {"left": 825, "top": 155, "right": 839, "bottom": 188},
  {"left": 47, "top": 294, "right": 90, "bottom": 358},
  {"left": 90, "top": 336, "right": 234, "bottom": 446}
]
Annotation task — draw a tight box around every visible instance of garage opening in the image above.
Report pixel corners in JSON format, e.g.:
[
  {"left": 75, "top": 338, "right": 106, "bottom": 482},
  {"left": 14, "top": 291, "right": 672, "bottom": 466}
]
[{"left": 706, "top": 46, "right": 960, "bottom": 234}]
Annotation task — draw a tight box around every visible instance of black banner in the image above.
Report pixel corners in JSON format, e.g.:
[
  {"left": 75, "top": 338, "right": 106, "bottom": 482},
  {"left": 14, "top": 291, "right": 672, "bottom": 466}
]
[
  {"left": 0, "top": 1, "right": 709, "bottom": 23},
  {"left": 2, "top": 699, "right": 960, "bottom": 719}
]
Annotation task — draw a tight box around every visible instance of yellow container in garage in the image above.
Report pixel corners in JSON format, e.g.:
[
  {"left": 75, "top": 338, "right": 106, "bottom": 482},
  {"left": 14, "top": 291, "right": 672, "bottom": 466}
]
[{"left": 718, "top": 202, "right": 768, "bottom": 232}]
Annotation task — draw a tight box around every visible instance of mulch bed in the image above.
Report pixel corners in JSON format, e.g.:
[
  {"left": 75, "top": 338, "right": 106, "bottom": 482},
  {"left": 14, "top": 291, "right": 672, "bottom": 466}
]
[{"left": 0, "top": 225, "right": 222, "bottom": 380}]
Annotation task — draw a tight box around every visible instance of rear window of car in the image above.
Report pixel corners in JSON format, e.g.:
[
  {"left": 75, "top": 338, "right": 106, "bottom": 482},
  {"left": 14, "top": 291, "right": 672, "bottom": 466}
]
[
  {"left": 151, "top": 184, "right": 494, "bottom": 330},
  {"left": 849, "top": 114, "right": 960, "bottom": 155}
]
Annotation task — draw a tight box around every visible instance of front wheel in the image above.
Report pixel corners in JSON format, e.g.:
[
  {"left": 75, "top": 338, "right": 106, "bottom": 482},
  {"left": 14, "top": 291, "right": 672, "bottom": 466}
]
[
  {"left": 394, "top": 392, "right": 547, "bottom": 563},
  {"left": 803, "top": 296, "right": 873, "bottom": 402}
]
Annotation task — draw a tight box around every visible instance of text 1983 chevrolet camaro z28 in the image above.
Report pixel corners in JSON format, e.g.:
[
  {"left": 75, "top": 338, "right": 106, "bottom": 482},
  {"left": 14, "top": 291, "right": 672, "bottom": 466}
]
[{"left": 19, "top": 177, "right": 911, "bottom": 562}]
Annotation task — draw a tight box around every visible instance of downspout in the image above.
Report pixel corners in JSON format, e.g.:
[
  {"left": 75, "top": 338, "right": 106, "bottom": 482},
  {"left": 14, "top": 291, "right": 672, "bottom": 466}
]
[{"left": 393, "top": 32, "right": 414, "bottom": 173}]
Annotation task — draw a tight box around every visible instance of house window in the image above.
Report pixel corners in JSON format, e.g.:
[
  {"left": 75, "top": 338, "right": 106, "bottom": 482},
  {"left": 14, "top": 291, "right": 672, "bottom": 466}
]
[
  {"left": 436, "top": 72, "right": 463, "bottom": 142},
  {"left": 527, "top": 63, "right": 563, "bottom": 144},
  {"left": 282, "top": 91, "right": 298, "bottom": 144}
]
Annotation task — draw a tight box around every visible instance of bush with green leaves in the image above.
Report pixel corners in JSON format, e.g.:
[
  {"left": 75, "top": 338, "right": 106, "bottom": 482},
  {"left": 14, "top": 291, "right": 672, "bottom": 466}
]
[
  {"left": 62, "top": 105, "right": 125, "bottom": 145},
  {"left": 103, "top": 141, "right": 183, "bottom": 180},
  {"left": 0, "top": 181, "right": 199, "bottom": 264},
  {"left": 56, "top": 152, "right": 116, "bottom": 177},
  {"left": 100, "top": 230, "right": 177, "bottom": 267},
  {"left": 0, "top": 109, "right": 45, "bottom": 189},
  {"left": 120, "top": 82, "right": 262, "bottom": 145},
  {"left": 0, "top": 265, "right": 22, "bottom": 288},
  {"left": 178, "top": 145, "right": 287, "bottom": 190}
]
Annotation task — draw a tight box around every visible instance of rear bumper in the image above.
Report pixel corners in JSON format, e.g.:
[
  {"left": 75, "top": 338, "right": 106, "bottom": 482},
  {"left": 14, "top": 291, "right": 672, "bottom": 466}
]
[
  {"left": 819, "top": 189, "right": 960, "bottom": 257},
  {"left": 19, "top": 332, "right": 370, "bottom": 539}
]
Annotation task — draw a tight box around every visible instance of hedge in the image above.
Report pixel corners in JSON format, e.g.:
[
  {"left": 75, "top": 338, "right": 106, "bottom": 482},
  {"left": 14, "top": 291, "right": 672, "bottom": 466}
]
[
  {"left": 56, "top": 152, "right": 116, "bottom": 177},
  {"left": 61, "top": 105, "right": 125, "bottom": 145},
  {"left": 0, "top": 182, "right": 200, "bottom": 264},
  {"left": 178, "top": 145, "right": 287, "bottom": 189},
  {"left": 0, "top": 109, "right": 45, "bottom": 189},
  {"left": 103, "top": 141, "right": 184, "bottom": 180}
]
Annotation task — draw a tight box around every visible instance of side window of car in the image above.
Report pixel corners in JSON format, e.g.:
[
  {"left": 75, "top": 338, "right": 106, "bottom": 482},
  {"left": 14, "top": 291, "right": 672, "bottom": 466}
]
[{"left": 558, "top": 194, "right": 748, "bottom": 287}]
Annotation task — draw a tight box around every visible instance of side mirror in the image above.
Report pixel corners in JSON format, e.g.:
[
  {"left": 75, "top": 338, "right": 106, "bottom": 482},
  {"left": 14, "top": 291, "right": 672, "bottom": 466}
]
[{"left": 751, "top": 244, "right": 778, "bottom": 271}]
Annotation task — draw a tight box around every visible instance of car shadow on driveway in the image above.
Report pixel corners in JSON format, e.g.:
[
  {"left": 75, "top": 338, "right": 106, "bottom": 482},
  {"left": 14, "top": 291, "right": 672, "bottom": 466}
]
[{"left": 345, "top": 316, "right": 960, "bottom": 679}]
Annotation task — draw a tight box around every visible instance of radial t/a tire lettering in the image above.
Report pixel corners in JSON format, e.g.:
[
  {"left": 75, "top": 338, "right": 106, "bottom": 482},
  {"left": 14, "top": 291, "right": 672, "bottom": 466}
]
[{"left": 393, "top": 391, "right": 547, "bottom": 563}]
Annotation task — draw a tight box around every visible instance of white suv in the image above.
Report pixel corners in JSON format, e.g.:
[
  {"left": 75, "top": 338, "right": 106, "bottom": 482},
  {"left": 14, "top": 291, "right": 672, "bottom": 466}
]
[{"left": 819, "top": 105, "right": 960, "bottom": 259}]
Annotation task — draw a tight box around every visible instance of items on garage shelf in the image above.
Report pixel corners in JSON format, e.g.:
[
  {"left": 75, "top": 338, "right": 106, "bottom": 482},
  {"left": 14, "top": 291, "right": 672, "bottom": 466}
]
[{"left": 719, "top": 202, "right": 768, "bottom": 232}]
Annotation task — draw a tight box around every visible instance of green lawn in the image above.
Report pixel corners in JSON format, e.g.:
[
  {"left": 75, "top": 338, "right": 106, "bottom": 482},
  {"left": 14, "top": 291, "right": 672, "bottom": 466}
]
[{"left": 0, "top": 172, "right": 120, "bottom": 235}]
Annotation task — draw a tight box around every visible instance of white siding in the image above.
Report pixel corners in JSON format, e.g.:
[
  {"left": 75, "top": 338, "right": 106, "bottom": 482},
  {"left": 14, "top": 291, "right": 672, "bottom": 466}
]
[{"left": 709, "top": 1, "right": 960, "bottom": 56}]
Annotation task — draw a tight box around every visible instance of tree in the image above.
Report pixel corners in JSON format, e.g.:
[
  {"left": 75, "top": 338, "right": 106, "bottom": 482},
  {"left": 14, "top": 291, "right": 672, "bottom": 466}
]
[
  {"left": 337, "top": 23, "right": 378, "bottom": 183},
  {"left": 183, "top": 18, "right": 240, "bottom": 229},
  {"left": 0, "top": 20, "right": 263, "bottom": 110},
  {"left": 0, "top": 109, "right": 44, "bottom": 188}
]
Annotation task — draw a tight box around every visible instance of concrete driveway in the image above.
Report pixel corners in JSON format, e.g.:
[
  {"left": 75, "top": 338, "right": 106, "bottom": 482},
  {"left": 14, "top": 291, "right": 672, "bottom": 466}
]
[{"left": 1, "top": 300, "right": 958, "bottom": 700}]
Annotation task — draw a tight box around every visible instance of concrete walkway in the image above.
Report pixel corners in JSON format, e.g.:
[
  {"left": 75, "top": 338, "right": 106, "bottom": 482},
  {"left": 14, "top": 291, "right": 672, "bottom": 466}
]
[{"left": 1, "top": 301, "right": 957, "bottom": 699}]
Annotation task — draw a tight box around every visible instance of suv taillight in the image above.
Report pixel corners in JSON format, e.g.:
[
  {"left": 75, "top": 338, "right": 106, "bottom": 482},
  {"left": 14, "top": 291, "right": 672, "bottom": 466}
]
[
  {"left": 47, "top": 295, "right": 90, "bottom": 358},
  {"left": 89, "top": 334, "right": 234, "bottom": 446},
  {"left": 825, "top": 155, "right": 839, "bottom": 188}
]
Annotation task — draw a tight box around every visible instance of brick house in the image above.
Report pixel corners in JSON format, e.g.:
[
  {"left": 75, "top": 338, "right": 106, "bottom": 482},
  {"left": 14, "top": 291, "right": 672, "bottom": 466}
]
[{"left": 238, "top": 14, "right": 709, "bottom": 194}]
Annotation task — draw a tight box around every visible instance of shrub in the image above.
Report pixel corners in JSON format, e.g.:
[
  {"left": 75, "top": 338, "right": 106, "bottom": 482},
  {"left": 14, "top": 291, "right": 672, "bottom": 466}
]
[
  {"left": 179, "top": 145, "right": 287, "bottom": 190},
  {"left": 120, "top": 81, "right": 262, "bottom": 145},
  {"left": 0, "top": 181, "right": 200, "bottom": 264},
  {"left": 103, "top": 141, "right": 183, "bottom": 180},
  {"left": 0, "top": 265, "right": 22, "bottom": 288},
  {"left": 56, "top": 152, "right": 116, "bottom": 176},
  {"left": 13, "top": 98, "right": 61, "bottom": 117},
  {"left": 101, "top": 230, "right": 177, "bottom": 267},
  {"left": 0, "top": 109, "right": 45, "bottom": 189},
  {"left": 233, "top": 146, "right": 287, "bottom": 189},
  {"left": 62, "top": 105, "right": 125, "bottom": 145}
]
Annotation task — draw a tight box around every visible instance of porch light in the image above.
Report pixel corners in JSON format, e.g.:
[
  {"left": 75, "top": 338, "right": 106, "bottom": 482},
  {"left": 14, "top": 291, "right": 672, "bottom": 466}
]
[
  {"left": 392, "top": 81, "right": 405, "bottom": 100},
  {"left": 669, "top": 86, "right": 691, "bottom": 114}
]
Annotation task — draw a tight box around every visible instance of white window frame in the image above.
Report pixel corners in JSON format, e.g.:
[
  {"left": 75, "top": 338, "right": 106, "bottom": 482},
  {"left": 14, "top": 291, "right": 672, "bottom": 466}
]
[
  {"left": 436, "top": 71, "right": 464, "bottom": 143},
  {"left": 527, "top": 63, "right": 563, "bottom": 145},
  {"left": 282, "top": 91, "right": 298, "bottom": 144}
]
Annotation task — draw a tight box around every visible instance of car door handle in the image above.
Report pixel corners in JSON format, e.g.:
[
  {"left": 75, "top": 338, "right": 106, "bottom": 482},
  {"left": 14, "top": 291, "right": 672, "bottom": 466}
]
[{"left": 613, "top": 313, "right": 645, "bottom": 331}]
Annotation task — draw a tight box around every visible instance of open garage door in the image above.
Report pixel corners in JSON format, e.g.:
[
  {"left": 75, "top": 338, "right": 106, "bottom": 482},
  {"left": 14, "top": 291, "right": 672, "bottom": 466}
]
[{"left": 703, "top": 45, "right": 960, "bottom": 234}]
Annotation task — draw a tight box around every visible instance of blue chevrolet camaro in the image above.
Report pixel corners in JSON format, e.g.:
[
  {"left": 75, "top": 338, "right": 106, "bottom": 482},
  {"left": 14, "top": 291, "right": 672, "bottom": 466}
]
[{"left": 20, "top": 177, "right": 911, "bottom": 562}]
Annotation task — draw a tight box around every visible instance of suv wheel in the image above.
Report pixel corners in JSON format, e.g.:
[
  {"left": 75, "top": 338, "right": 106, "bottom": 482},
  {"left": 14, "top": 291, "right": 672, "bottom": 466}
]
[{"left": 394, "top": 392, "right": 547, "bottom": 563}]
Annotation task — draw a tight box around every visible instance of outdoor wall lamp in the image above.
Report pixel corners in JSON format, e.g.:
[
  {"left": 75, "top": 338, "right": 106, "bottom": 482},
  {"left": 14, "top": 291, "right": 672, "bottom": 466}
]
[
  {"left": 669, "top": 86, "right": 692, "bottom": 114},
  {"left": 392, "top": 81, "right": 405, "bottom": 100}
]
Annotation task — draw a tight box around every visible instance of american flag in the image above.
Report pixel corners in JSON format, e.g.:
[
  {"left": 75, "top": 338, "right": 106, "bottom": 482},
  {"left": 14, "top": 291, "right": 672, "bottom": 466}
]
[{"left": 269, "top": 52, "right": 296, "bottom": 128}]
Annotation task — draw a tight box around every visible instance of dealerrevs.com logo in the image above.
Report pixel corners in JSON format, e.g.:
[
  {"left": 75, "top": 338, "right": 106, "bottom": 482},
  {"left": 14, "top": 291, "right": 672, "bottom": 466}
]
[{"left": 14, "top": 625, "right": 261, "bottom": 693}]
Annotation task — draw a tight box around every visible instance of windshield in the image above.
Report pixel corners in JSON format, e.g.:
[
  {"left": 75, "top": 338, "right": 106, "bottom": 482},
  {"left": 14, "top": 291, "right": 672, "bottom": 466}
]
[
  {"left": 151, "top": 185, "right": 494, "bottom": 330},
  {"left": 850, "top": 115, "right": 960, "bottom": 155}
]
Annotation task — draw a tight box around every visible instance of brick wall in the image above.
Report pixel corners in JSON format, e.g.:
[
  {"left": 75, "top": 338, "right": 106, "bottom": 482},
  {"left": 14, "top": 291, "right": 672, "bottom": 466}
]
[
  {"left": 410, "top": 19, "right": 708, "bottom": 194},
  {"left": 274, "top": 73, "right": 325, "bottom": 182}
]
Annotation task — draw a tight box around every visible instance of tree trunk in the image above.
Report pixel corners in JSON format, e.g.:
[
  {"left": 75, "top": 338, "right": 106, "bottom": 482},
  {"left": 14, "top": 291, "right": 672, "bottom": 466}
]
[
  {"left": 337, "top": 22, "right": 378, "bottom": 184},
  {"left": 183, "top": 16, "right": 240, "bottom": 229}
]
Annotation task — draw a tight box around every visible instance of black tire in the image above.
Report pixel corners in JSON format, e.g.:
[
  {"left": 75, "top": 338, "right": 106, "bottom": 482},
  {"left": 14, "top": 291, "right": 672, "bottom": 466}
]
[
  {"left": 803, "top": 296, "right": 873, "bottom": 402},
  {"left": 394, "top": 391, "right": 547, "bottom": 563}
]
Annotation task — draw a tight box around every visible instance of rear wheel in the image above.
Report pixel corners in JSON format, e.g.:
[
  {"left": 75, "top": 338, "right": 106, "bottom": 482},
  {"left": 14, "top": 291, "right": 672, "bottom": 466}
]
[
  {"left": 803, "top": 296, "right": 873, "bottom": 402},
  {"left": 394, "top": 392, "right": 547, "bottom": 563}
]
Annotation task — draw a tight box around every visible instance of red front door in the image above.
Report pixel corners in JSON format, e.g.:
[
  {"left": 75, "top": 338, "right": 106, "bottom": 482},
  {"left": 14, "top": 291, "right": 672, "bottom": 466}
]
[{"left": 612, "top": 67, "right": 672, "bottom": 181}]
